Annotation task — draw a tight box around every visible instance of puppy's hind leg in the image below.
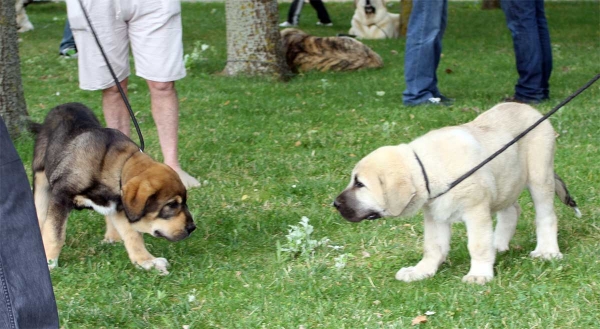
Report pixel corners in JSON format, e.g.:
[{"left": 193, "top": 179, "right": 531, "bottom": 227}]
[
  {"left": 396, "top": 212, "right": 450, "bottom": 282},
  {"left": 494, "top": 203, "right": 521, "bottom": 252},
  {"left": 33, "top": 171, "right": 51, "bottom": 230},
  {"left": 42, "top": 198, "right": 71, "bottom": 269},
  {"left": 528, "top": 175, "right": 562, "bottom": 259}
]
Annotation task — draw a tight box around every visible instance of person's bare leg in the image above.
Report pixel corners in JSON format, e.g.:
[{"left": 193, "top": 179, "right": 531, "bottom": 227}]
[
  {"left": 147, "top": 79, "right": 200, "bottom": 188},
  {"left": 102, "top": 78, "right": 131, "bottom": 136}
]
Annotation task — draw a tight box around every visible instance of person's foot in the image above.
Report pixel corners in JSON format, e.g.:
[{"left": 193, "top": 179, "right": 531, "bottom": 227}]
[
  {"left": 174, "top": 168, "right": 201, "bottom": 189},
  {"left": 59, "top": 47, "right": 78, "bottom": 58},
  {"left": 502, "top": 95, "right": 540, "bottom": 105},
  {"left": 436, "top": 94, "right": 455, "bottom": 104},
  {"left": 316, "top": 21, "right": 333, "bottom": 27},
  {"left": 279, "top": 21, "right": 297, "bottom": 28},
  {"left": 405, "top": 97, "right": 453, "bottom": 107}
]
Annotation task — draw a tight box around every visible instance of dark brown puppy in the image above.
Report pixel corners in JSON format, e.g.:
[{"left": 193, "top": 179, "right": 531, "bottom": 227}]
[
  {"left": 32, "top": 103, "right": 195, "bottom": 274},
  {"left": 280, "top": 28, "right": 384, "bottom": 73}
]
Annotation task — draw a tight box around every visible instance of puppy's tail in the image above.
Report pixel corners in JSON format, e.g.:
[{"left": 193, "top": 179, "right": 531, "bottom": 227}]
[
  {"left": 554, "top": 172, "right": 581, "bottom": 218},
  {"left": 28, "top": 121, "right": 42, "bottom": 135}
]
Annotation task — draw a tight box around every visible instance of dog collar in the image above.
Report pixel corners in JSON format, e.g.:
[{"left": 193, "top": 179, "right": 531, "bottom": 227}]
[{"left": 413, "top": 151, "right": 431, "bottom": 197}]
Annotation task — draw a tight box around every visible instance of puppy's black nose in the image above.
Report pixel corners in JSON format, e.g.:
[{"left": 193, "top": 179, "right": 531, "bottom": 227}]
[{"left": 186, "top": 223, "right": 196, "bottom": 234}]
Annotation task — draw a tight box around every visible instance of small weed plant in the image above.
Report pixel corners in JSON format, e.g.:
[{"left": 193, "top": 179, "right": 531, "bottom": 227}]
[{"left": 279, "top": 216, "right": 330, "bottom": 260}]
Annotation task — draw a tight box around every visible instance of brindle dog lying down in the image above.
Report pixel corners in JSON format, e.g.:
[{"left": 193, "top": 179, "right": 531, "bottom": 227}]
[{"left": 281, "top": 28, "right": 384, "bottom": 73}]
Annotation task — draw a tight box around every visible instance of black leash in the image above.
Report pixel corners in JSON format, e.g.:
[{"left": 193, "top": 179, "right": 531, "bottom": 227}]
[
  {"left": 428, "top": 73, "right": 600, "bottom": 199},
  {"left": 76, "top": 0, "right": 145, "bottom": 152}
]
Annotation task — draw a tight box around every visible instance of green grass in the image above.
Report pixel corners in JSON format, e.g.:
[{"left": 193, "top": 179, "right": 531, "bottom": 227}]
[{"left": 14, "top": 1, "right": 600, "bottom": 328}]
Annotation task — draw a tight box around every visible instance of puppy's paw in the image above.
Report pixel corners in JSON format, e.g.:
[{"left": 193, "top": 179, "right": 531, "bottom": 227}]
[
  {"left": 102, "top": 233, "right": 122, "bottom": 244},
  {"left": 530, "top": 250, "right": 563, "bottom": 260},
  {"left": 395, "top": 266, "right": 434, "bottom": 282},
  {"left": 47, "top": 258, "right": 58, "bottom": 270},
  {"left": 462, "top": 274, "right": 493, "bottom": 285},
  {"left": 138, "top": 257, "right": 170, "bottom": 275},
  {"left": 494, "top": 244, "right": 510, "bottom": 253}
]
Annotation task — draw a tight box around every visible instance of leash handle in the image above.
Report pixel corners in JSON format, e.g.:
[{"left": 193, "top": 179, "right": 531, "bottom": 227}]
[
  {"left": 76, "top": 0, "right": 145, "bottom": 152},
  {"left": 432, "top": 73, "right": 600, "bottom": 199}
]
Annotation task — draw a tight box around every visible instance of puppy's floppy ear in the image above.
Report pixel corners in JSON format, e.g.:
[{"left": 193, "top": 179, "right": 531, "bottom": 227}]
[
  {"left": 121, "top": 177, "right": 157, "bottom": 222},
  {"left": 381, "top": 167, "right": 417, "bottom": 217}
]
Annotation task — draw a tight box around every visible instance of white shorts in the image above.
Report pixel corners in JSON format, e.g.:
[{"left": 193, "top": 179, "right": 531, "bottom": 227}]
[{"left": 66, "top": 0, "right": 186, "bottom": 90}]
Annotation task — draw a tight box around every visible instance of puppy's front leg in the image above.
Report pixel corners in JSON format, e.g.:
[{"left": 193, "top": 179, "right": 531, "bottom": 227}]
[
  {"left": 102, "top": 215, "right": 122, "bottom": 243},
  {"left": 107, "top": 212, "right": 170, "bottom": 275},
  {"left": 462, "top": 206, "right": 495, "bottom": 284},
  {"left": 396, "top": 212, "right": 450, "bottom": 282}
]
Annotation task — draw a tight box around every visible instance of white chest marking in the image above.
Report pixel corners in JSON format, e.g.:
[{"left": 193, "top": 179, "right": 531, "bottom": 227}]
[{"left": 73, "top": 195, "right": 118, "bottom": 216}]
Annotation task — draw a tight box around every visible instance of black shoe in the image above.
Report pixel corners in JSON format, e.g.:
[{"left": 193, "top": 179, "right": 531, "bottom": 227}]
[
  {"left": 502, "top": 95, "right": 540, "bottom": 105},
  {"left": 436, "top": 95, "right": 455, "bottom": 105}
]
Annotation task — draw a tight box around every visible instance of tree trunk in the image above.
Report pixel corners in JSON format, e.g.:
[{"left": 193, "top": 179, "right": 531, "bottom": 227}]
[
  {"left": 222, "top": 0, "right": 291, "bottom": 79},
  {"left": 482, "top": 0, "right": 501, "bottom": 10},
  {"left": 0, "top": 0, "right": 29, "bottom": 138},
  {"left": 399, "top": 0, "right": 413, "bottom": 37}
]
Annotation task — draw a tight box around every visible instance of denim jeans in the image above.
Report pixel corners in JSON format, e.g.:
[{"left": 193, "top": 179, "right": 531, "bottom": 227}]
[
  {"left": 0, "top": 118, "right": 59, "bottom": 329},
  {"left": 403, "top": 0, "right": 448, "bottom": 105},
  {"left": 501, "top": 0, "right": 552, "bottom": 102},
  {"left": 59, "top": 20, "right": 76, "bottom": 53}
]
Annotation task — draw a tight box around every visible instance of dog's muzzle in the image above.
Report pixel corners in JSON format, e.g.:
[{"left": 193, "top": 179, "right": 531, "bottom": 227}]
[{"left": 364, "top": 0, "right": 376, "bottom": 14}]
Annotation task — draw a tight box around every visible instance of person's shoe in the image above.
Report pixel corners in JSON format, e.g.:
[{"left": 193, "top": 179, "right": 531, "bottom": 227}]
[
  {"left": 279, "top": 21, "right": 297, "bottom": 28},
  {"left": 436, "top": 94, "right": 455, "bottom": 105},
  {"left": 502, "top": 95, "right": 540, "bottom": 105},
  {"left": 316, "top": 21, "right": 333, "bottom": 27},
  {"left": 175, "top": 168, "right": 201, "bottom": 189},
  {"left": 60, "top": 47, "right": 78, "bottom": 58},
  {"left": 406, "top": 97, "right": 452, "bottom": 107}
]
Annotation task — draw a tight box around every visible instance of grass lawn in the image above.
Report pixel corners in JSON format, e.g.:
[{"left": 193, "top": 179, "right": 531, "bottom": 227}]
[{"left": 14, "top": 1, "right": 600, "bottom": 328}]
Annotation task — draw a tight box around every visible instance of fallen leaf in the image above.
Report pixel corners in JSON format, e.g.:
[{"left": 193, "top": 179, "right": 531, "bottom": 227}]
[
  {"left": 224, "top": 100, "right": 230, "bottom": 105},
  {"left": 412, "top": 315, "right": 428, "bottom": 325},
  {"left": 241, "top": 195, "right": 248, "bottom": 201},
  {"left": 445, "top": 68, "right": 453, "bottom": 74},
  {"left": 295, "top": 141, "right": 302, "bottom": 147}
]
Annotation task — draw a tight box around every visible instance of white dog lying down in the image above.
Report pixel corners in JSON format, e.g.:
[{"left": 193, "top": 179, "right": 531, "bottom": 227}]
[
  {"left": 335, "top": 102, "right": 581, "bottom": 284},
  {"left": 349, "top": 0, "right": 400, "bottom": 39}
]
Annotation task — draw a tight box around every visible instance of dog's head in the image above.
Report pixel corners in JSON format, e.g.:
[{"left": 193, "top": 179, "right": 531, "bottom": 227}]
[
  {"left": 356, "top": 0, "right": 385, "bottom": 15},
  {"left": 334, "top": 145, "right": 423, "bottom": 222},
  {"left": 121, "top": 154, "right": 195, "bottom": 241}
]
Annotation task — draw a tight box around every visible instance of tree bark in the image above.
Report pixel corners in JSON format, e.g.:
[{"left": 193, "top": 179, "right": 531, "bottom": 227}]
[
  {"left": 222, "top": 0, "right": 291, "bottom": 79},
  {"left": 0, "top": 0, "right": 29, "bottom": 138},
  {"left": 482, "top": 0, "right": 501, "bottom": 10},
  {"left": 399, "top": 0, "right": 413, "bottom": 37}
]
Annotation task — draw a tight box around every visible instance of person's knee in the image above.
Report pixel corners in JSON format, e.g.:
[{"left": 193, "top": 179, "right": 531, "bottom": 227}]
[
  {"left": 103, "top": 80, "right": 128, "bottom": 96},
  {"left": 148, "top": 80, "right": 175, "bottom": 94}
]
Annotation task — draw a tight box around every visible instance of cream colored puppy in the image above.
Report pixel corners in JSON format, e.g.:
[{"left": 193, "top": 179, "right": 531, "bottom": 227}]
[
  {"left": 16, "top": 0, "right": 34, "bottom": 33},
  {"left": 334, "top": 103, "right": 581, "bottom": 284},
  {"left": 349, "top": 0, "right": 400, "bottom": 39}
]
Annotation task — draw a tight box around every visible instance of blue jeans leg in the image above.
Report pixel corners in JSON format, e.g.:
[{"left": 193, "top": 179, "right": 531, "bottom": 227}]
[
  {"left": 403, "top": 0, "right": 447, "bottom": 105},
  {"left": 0, "top": 118, "right": 59, "bottom": 329},
  {"left": 501, "top": 0, "right": 550, "bottom": 102},
  {"left": 536, "top": 0, "right": 552, "bottom": 99},
  {"left": 59, "top": 20, "right": 76, "bottom": 53}
]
